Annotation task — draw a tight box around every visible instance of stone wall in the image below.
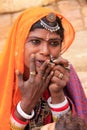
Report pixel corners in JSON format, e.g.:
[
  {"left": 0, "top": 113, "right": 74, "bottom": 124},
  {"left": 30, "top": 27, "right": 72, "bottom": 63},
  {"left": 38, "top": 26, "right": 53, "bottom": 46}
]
[
  {"left": 0, "top": 0, "right": 87, "bottom": 52},
  {"left": 0, "top": 0, "right": 55, "bottom": 51},
  {"left": 0, "top": 0, "right": 55, "bottom": 13}
]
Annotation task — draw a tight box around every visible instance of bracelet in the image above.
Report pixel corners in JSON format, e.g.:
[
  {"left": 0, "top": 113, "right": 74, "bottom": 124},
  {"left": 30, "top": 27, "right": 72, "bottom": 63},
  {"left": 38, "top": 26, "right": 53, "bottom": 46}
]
[
  {"left": 50, "top": 103, "right": 69, "bottom": 112},
  {"left": 51, "top": 106, "right": 70, "bottom": 115},
  {"left": 51, "top": 106, "right": 70, "bottom": 118},
  {"left": 10, "top": 123, "right": 25, "bottom": 130},
  {"left": 10, "top": 115, "right": 27, "bottom": 128},
  {"left": 47, "top": 97, "right": 68, "bottom": 109},
  {"left": 11, "top": 108, "right": 29, "bottom": 125},
  {"left": 17, "top": 101, "right": 35, "bottom": 120}
]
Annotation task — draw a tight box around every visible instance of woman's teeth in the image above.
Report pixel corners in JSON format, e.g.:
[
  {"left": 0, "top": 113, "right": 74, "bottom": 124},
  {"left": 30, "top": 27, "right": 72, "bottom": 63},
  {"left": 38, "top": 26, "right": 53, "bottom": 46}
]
[{"left": 38, "top": 60, "right": 44, "bottom": 64}]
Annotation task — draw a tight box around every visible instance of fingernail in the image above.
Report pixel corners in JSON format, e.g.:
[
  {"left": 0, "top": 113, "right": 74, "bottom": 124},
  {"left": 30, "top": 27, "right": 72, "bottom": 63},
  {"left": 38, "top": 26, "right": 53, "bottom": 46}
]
[{"left": 51, "top": 71, "right": 54, "bottom": 75}]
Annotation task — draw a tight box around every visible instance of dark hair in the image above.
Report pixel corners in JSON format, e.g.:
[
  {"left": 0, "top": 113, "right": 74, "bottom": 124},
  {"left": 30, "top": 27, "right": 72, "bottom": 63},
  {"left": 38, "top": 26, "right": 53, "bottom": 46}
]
[
  {"left": 55, "top": 114, "right": 87, "bottom": 130},
  {"left": 30, "top": 15, "right": 64, "bottom": 43}
]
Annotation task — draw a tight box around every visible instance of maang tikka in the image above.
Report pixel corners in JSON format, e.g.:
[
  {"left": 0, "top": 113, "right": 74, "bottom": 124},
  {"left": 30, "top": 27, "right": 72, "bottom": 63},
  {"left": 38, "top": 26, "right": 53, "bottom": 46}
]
[{"left": 40, "top": 12, "right": 60, "bottom": 32}]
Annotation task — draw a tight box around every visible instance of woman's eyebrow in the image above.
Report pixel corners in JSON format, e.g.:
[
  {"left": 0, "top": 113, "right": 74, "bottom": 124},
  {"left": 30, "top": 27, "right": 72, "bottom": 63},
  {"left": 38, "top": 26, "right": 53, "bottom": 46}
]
[
  {"left": 28, "top": 36, "right": 61, "bottom": 41},
  {"left": 48, "top": 38, "right": 61, "bottom": 41},
  {"left": 27, "top": 36, "right": 43, "bottom": 40}
]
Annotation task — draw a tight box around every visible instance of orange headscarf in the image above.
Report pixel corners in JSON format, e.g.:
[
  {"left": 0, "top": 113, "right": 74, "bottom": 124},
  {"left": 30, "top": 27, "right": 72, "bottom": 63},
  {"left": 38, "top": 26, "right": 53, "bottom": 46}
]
[{"left": 0, "top": 7, "right": 75, "bottom": 130}]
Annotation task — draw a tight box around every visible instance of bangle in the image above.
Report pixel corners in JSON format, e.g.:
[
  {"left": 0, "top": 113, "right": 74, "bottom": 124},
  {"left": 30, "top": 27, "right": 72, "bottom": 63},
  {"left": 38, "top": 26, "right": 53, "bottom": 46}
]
[
  {"left": 10, "top": 123, "right": 25, "bottom": 130},
  {"left": 11, "top": 108, "right": 29, "bottom": 125},
  {"left": 51, "top": 106, "right": 70, "bottom": 118},
  {"left": 17, "top": 101, "right": 35, "bottom": 120},
  {"left": 50, "top": 103, "right": 69, "bottom": 112},
  {"left": 10, "top": 115, "right": 27, "bottom": 128},
  {"left": 47, "top": 97, "right": 68, "bottom": 109}
]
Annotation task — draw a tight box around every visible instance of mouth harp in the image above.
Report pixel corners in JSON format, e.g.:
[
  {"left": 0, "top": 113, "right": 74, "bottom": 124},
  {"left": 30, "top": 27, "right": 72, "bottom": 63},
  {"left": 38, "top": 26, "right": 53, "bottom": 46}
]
[
  {"left": 50, "top": 55, "right": 64, "bottom": 67},
  {"left": 50, "top": 55, "right": 55, "bottom": 63}
]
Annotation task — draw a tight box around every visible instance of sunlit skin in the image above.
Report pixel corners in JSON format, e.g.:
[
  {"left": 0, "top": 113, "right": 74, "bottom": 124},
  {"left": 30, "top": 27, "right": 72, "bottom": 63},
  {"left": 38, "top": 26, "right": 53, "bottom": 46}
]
[
  {"left": 15, "top": 28, "right": 70, "bottom": 123},
  {"left": 24, "top": 28, "right": 62, "bottom": 79}
]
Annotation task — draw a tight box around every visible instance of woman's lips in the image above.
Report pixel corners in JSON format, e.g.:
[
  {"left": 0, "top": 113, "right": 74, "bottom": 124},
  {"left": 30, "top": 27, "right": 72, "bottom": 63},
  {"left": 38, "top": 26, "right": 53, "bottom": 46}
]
[{"left": 35, "top": 60, "right": 45, "bottom": 67}]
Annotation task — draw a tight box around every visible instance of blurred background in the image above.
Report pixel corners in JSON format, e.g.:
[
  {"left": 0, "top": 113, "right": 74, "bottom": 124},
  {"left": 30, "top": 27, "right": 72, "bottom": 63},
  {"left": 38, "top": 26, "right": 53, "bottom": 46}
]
[{"left": 0, "top": 0, "right": 87, "bottom": 95}]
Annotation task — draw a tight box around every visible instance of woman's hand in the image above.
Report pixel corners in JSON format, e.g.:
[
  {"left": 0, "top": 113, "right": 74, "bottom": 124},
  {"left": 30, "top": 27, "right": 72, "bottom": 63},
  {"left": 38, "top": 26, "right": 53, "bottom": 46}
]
[
  {"left": 49, "top": 56, "right": 70, "bottom": 103},
  {"left": 16, "top": 54, "right": 54, "bottom": 113}
]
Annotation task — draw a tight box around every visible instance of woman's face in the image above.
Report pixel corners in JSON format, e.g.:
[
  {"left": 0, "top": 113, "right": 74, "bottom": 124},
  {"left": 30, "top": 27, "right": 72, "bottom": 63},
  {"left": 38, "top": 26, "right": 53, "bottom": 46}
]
[{"left": 24, "top": 28, "right": 62, "bottom": 74}]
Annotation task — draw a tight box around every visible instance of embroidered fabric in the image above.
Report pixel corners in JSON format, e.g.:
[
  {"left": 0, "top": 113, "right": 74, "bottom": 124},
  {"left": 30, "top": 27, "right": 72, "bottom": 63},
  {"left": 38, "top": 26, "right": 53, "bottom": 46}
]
[{"left": 27, "top": 98, "right": 52, "bottom": 130}]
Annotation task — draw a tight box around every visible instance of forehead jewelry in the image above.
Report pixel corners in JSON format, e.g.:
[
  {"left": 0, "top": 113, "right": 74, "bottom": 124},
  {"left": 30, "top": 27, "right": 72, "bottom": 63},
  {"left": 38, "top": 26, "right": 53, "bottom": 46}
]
[
  {"left": 40, "top": 13, "right": 60, "bottom": 32},
  {"left": 46, "top": 33, "right": 50, "bottom": 41}
]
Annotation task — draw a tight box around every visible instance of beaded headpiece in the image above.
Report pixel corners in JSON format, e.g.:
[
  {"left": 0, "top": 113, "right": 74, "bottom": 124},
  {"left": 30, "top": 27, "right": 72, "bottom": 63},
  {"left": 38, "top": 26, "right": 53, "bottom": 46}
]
[{"left": 40, "top": 12, "right": 60, "bottom": 32}]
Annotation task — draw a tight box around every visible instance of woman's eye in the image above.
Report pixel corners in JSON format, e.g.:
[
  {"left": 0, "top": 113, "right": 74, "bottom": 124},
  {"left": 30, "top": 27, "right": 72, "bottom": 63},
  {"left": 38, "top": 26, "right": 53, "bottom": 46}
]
[
  {"left": 30, "top": 39, "right": 41, "bottom": 45},
  {"left": 50, "top": 41, "right": 61, "bottom": 47}
]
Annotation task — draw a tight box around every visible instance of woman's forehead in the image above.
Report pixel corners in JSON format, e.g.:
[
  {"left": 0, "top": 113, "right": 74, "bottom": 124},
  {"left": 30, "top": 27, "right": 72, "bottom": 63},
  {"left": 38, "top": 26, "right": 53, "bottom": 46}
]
[{"left": 28, "top": 28, "right": 61, "bottom": 38}]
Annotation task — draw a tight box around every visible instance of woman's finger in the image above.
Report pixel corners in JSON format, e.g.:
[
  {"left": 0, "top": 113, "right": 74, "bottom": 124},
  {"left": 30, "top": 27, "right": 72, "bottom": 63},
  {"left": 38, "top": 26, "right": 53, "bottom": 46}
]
[
  {"left": 42, "top": 63, "right": 55, "bottom": 81},
  {"left": 45, "top": 71, "right": 54, "bottom": 87},
  {"left": 29, "top": 54, "right": 36, "bottom": 80},
  {"left": 16, "top": 71, "right": 24, "bottom": 88},
  {"left": 53, "top": 56, "right": 69, "bottom": 67},
  {"left": 38, "top": 60, "right": 50, "bottom": 77}
]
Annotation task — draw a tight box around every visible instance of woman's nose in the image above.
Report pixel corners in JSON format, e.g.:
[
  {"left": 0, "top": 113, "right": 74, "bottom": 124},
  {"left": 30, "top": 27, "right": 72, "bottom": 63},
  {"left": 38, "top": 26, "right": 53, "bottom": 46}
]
[{"left": 40, "top": 43, "right": 50, "bottom": 56}]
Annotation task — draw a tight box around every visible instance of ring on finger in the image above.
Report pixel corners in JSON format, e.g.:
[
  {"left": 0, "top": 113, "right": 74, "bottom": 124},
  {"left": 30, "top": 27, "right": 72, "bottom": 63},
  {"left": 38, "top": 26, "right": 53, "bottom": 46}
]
[
  {"left": 30, "top": 71, "right": 36, "bottom": 76},
  {"left": 58, "top": 73, "right": 64, "bottom": 79}
]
